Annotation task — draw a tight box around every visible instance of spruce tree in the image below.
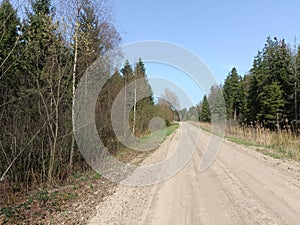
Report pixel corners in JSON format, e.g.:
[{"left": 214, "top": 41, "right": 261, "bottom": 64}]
[
  {"left": 223, "top": 67, "right": 240, "bottom": 120},
  {"left": 208, "top": 84, "right": 226, "bottom": 121},
  {"left": 133, "top": 58, "right": 154, "bottom": 134},
  {"left": 293, "top": 46, "right": 300, "bottom": 123},
  {"left": 257, "top": 82, "right": 284, "bottom": 121},
  {"left": 121, "top": 60, "right": 134, "bottom": 81},
  {"left": 0, "top": 0, "right": 21, "bottom": 104},
  {"left": 273, "top": 39, "right": 293, "bottom": 118},
  {"left": 20, "top": 0, "right": 74, "bottom": 182},
  {"left": 247, "top": 51, "right": 263, "bottom": 121},
  {"left": 200, "top": 95, "right": 210, "bottom": 122},
  {"left": 96, "top": 70, "right": 124, "bottom": 154},
  {"left": 237, "top": 75, "right": 249, "bottom": 120},
  {"left": 247, "top": 37, "right": 292, "bottom": 122},
  {"left": 77, "top": 0, "right": 101, "bottom": 80},
  {"left": 134, "top": 58, "right": 154, "bottom": 104}
]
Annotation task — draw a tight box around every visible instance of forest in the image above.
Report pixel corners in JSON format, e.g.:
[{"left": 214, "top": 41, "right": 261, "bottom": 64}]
[
  {"left": 0, "top": 0, "right": 177, "bottom": 190},
  {"left": 2, "top": 0, "right": 300, "bottom": 223},
  {"left": 189, "top": 37, "right": 300, "bottom": 133},
  {"left": 2, "top": 0, "right": 299, "bottom": 189}
]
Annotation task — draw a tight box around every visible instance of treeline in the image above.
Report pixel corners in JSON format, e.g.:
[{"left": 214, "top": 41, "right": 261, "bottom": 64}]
[
  {"left": 96, "top": 59, "right": 178, "bottom": 154},
  {"left": 0, "top": 0, "right": 176, "bottom": 188},
  {"left": 179, "top": 85, "right": 224, "bottom": 123},
  {"left": 0, "top": 0, "right": 121, "bottom": 185},
  {"left": 197, "top": 37, "right": 300, "bottom": 132}
]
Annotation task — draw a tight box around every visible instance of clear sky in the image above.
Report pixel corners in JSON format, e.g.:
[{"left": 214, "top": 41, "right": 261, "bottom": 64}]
[{"left": 113, "top": 0, "right": 300, "bottom": 108}]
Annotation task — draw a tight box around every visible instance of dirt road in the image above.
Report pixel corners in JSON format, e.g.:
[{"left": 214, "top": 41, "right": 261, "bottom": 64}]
[{"left": 88, "top": 122, "right": 300, "bottom": 225}]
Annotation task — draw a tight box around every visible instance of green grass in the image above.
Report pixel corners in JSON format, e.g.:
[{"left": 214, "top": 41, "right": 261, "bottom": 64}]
[
  {"left": 237, "top": 135, "right": 300, "bottom": 161},
  {"left": 265, "top": 152, "right": 282, "bottom": 159},
  {"left": 36, "top": 189, "right": 50, "bottom": 202},
  {"left": 93, "top": 172, "right": 101, "bottom": 180},
  {"left": 118, "top": 123, "right": 179, "bottom": 155},
  {"left": 227, "top": 137, "right": 260, "bottom": 147},
  {"left": 115, "top": 123, "right": 179, "bottom": 163},
  {"left": 1, "top": 207, "right": 15, "bottom": 218},
  {"left": 116, "top": 146, "right": 131, "bottom": 157},
  {"left": 72, "top": 173, "right": 82, "bottom": 180},
  {"left": 227, "top": 136, "right": 292, "bottom": 160},
  {"left": 199, "top": 125, "right": 210, "bottom": 133},
  {"left": 141, "top": 123, "right": 179, "bottom": 141},
  {"left": 165, "top": 123, "right": 179, "bottom": 136}
]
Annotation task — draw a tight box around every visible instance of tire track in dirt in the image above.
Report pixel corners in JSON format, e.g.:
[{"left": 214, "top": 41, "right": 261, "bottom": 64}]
[{"left": 88, "top": 122, "right": 300, "bottom": 225}]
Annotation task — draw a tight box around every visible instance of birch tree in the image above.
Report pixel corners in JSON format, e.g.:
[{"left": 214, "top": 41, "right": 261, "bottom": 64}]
[{"left": 59, "top": 0, "right": 121, "bottom": 169}]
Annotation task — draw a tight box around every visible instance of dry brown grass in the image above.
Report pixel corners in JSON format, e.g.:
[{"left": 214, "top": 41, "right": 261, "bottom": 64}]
[{"left": 199, "top": 122, "right": 300, "bottom": 161}]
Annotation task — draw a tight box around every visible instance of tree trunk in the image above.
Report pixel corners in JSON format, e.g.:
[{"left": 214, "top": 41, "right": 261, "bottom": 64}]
[
  {"left": 124, "top": 79, "right": 127, "bottom": 137},
  {"left": 233, "top": 105, "right": 237, "bottom": 121},
  {"left": 132, "top": 78, "right": 137, "bottom": 136},
  {"left": 69, "top": 19, "right": 79, "bottom": 170}
]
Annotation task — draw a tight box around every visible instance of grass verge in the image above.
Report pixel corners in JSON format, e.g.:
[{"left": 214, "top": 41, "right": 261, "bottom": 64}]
[
  {"left": 197, "top": 122, "right": 300, "bottom": 162},
  {"left": 116, "top": 123, "right": 179, "bottom": 164}
]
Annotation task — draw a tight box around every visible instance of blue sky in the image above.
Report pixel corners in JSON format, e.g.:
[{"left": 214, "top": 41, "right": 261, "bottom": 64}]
[{"left": 113, "top": 0, "right": 300, "bottom": 108}]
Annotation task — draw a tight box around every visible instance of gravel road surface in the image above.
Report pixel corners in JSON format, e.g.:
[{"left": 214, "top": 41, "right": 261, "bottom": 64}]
[{"left": 89, "top": 122, "right": 300, "bottom": 225}]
